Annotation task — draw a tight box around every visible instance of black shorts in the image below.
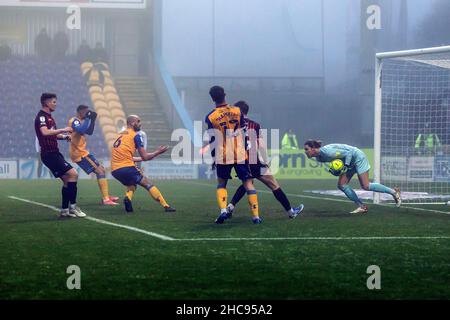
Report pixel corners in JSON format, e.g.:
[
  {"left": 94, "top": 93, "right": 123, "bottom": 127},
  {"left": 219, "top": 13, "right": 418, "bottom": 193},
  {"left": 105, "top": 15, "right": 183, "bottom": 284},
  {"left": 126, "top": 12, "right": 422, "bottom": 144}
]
[
  {"left": 41, "top": 152, "right": 73, "bottom": 178},
  {"left": 249, "top": 162, "right": 269, "bottom": 179},
  {"left": 216, "top": 164, "right": 252, "bottom": 181}
]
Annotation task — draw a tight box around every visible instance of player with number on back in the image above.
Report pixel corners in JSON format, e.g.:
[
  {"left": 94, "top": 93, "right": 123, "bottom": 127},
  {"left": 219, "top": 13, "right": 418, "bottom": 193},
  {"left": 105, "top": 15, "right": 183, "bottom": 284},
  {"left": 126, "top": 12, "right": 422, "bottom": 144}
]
[
  {"left": 68, "top": 105, "right": 119, "bottom": 205},
  {"left": 205, "top": 86, "right": 261, "bottom": 224},
  {"left": 34, "top": 93, "right": 86, "bottom": 218},
  {"left": 111, "top": 115, "right": 175, "bottom": 213},
  {"left": 304, "top": 140, "right": 401, "bottom": 214},
  {"left": 226, "top": 100, "right": 304, "bottom": 219}
]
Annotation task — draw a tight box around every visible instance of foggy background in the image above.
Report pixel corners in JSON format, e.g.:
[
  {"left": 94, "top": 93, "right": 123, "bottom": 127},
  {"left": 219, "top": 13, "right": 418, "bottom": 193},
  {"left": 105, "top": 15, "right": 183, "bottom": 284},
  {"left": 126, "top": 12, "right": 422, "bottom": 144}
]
[{"left": 0, "top": 0, "right": 449, "bottom": 161}]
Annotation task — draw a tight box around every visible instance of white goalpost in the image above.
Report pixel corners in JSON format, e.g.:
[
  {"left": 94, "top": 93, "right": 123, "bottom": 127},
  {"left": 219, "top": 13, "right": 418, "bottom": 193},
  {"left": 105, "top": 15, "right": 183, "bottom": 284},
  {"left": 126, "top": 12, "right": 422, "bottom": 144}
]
[{"left": 374, "top": 45, "right": 450, "bottom": 205}]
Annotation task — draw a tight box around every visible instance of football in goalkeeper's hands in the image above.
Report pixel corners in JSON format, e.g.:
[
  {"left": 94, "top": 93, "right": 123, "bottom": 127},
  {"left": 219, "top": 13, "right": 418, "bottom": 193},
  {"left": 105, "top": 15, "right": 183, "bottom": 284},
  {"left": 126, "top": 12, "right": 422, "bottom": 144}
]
[
  {"left": 330, "top": 159, "right": 344, "bottom": 171},
  {"left": 328, "top": 159, "right": 345, "bottom": 176}
]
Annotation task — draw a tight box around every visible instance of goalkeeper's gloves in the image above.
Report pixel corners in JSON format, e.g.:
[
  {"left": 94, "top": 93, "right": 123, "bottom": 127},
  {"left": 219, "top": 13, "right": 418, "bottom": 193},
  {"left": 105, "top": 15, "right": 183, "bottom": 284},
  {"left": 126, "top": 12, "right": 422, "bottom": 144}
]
[{"left": 341, "top": 165, "right": 349, "bottom": 174}]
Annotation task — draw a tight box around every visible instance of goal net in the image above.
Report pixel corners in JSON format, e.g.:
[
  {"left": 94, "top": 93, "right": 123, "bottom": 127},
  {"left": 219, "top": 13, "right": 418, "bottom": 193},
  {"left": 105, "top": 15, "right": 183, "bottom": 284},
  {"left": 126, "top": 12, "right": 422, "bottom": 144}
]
[{"left": 374, "top": 46, "right": 450, "bottom": 204}]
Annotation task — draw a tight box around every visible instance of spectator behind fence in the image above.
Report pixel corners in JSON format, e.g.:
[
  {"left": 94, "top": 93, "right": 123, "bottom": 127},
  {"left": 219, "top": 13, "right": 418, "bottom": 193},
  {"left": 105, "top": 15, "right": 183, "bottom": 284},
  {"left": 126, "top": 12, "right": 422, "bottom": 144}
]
[
  {"left": 0, "top": 42, "right": 12, "bottom": 61},
  {"left": 281, "top": 129, "right": 300, "bottom": 150},
  {"left": 77, "top": 40, "right": 93, "bottom": 63},
  {"left": 35, "top": 28, "right": 52, "bottom": 59},
  {"left": 93, "top": 42, "right": 108, "bottom": 63},
  {"left": 415, "top": 122, "right": 442, "bottom": 155},
  {"left": 53, "top": 31, "right": 69, "bottom": 61}
]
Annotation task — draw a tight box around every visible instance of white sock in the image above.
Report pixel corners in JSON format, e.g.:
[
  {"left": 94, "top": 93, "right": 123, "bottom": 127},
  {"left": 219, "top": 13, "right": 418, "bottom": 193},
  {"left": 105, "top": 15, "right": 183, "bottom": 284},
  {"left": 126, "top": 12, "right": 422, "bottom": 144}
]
[{"left": 220, "top": 208, "right": 227, "bottom": 214}]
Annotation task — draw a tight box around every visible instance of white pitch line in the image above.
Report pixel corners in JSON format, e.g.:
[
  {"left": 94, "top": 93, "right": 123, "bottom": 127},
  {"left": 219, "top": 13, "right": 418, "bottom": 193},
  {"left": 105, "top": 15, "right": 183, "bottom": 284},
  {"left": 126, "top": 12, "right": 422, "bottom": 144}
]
[
  {"left": 7, "top": 195, "right": 450, "bottom": 243},
  {"left": 7, "top": 196, "right": 175, "bottom": 241},
  {"left": 184, "top": 181, "right": 450, "bottom": 215},
  {"left": 174, "top": 236, "right": 450, "bottom": 241}
]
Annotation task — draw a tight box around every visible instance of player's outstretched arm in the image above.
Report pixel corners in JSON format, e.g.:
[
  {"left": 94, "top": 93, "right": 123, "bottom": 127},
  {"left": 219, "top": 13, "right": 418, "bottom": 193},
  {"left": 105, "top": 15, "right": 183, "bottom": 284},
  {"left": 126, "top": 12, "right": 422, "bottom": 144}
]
[
  {"left": 40, "top": 126, "right": 72, "bottom": 137},
  {"left": 137, "top": 145, "right": 169, "bottom": 161}
]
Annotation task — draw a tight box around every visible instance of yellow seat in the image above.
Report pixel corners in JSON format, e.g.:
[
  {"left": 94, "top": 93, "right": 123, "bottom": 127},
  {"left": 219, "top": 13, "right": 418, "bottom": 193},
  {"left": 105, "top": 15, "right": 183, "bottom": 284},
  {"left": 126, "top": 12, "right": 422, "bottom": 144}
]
[
  {"left": 89, "top": 86, "right": 102, "bottom": 94},
  {"left": 104, "top": 78, "right": 114, "bottom": 86},
  {"left": 81, "top": 63, "right": 93, "bottom": 76},
  {"left": 93, "top": 100, "right": 108, "bottom": 110},
  {"left": 87, "top": 69, "right": 100, "bottom": 84},
  {"left": 101, "top": 70, "right": 112, "bottom": 79},
  {"left": 97, "top": 109, "right": 110, "bottom": 118},
  {"left": 103, "top": 85, "right": 117, "bottom": 94},
  {"left": 91, "top": 92, "right": 105, "bottom": 103},
  {"left": 81, "top": 62, "right": 93, "bottom": 70},
  {"left": 108, "top": 100, "right": 121, "bottom": 109},
  {"left": 105, "top": 92, "right": 120, "bottom": 102}
]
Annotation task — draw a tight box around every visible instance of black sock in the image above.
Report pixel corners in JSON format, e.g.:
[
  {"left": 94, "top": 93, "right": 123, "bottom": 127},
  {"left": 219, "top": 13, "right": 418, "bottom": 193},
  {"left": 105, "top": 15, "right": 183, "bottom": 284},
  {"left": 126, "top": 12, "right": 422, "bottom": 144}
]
[
  {"left": 61, "top": 186, "right": 70, "bottom": 209},
  {"left": 231, "top": 185, "right": 247, "bottom": 206},
  {"left": 272, "top": 188, "right": 291, "bottom": 211},
  {"left": 67, "top": 182, "right": 78, "bottom": 205}
]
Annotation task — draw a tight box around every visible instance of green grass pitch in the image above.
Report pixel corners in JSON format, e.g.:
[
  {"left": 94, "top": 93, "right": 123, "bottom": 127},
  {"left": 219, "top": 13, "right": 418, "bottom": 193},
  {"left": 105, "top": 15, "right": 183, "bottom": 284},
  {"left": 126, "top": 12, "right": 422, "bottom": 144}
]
[{"left": 0, "top": 179, "right": 449, "bottom": 299}]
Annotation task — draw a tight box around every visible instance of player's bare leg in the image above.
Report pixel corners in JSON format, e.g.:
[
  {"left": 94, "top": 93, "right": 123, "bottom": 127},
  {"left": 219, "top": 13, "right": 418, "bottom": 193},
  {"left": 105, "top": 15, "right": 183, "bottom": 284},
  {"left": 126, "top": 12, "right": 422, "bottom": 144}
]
[
  {"left": 358, "top": 171, "right": 401, "bottom": 208},
  {"left": 258, "top": 174, "right": 280, "bottom": 190},
  {"left": 93, "top": 165, "right": 119, "bottom": 205},
  {"left": 60, "top": 168, "right": 86, "bottom": 217},
  {"left": 139, "top": 176, "right": 175, "bottom": 212},
  {"left": 337, "top": 171, "right": 367, "bottom": 214}
]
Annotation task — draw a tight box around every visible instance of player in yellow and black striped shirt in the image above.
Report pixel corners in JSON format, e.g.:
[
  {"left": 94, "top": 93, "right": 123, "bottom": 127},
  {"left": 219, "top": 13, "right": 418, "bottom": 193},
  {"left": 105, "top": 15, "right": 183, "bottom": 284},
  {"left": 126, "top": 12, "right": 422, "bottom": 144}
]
[{"left": 205, "top": 86, "right": 261, "bottom": 224}]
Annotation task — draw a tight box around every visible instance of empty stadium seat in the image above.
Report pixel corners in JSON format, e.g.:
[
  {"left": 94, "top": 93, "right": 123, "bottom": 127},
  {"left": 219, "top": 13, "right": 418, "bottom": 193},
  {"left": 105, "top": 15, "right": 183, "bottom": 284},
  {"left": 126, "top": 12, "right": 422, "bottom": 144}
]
[{"left": 0, "top": 57, "right": 108, "bottom": 158}]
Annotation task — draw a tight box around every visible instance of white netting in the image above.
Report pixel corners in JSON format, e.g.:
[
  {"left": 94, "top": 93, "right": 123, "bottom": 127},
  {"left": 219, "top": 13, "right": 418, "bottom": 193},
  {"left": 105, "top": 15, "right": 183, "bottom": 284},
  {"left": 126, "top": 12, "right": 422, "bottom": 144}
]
[{"left": 379, "top": 50, "right": 450, "bottom": 203}]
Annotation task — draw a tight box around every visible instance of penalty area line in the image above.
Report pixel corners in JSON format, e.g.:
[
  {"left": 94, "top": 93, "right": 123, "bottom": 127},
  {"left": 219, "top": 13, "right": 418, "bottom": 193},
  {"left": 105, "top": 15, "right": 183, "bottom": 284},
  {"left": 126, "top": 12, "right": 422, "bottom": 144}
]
[
  {"left": 7, "top": 196, "right": 175, "bottom": 241},
  {"left": 173, "top": 236, "right": 450, "bottom": 241},
  {"left": 184, "top": 181, "right": 450, "bottom": 215},
  {"left": 8, "top": 196, "right": 450, "bottom": 243}
]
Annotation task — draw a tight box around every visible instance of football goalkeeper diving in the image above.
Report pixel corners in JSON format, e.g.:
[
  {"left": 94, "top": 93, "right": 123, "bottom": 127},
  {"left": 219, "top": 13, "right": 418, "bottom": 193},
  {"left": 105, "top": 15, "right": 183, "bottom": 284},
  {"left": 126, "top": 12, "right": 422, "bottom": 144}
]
[{"left": 304, "top": 140, "right": 401, "bottom": 214}]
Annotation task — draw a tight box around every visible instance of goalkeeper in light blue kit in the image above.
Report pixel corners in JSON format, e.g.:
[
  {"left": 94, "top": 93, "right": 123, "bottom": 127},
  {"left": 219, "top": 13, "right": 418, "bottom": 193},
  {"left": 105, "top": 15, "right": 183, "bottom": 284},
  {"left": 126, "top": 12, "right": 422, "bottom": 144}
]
[{"left": 304, "top": 140, "right": 401, "bottom": 214}]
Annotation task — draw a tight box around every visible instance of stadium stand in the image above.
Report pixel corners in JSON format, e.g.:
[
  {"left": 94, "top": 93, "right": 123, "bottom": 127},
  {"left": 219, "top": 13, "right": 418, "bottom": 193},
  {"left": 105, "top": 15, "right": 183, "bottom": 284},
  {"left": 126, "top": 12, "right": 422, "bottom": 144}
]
[
  {"left": 81, "top": 62, "right": 126, "bottom": 150},
  {"left": 0, "top": 56, "right": 108, "bottom": 159},
  {"left": 115, "top": 76, "right": 173, "bottom": 153}
]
